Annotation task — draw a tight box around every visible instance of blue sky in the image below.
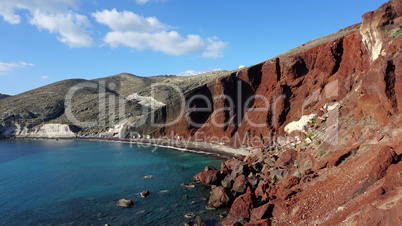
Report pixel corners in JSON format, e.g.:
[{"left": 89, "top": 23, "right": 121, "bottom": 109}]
[{"left": 0, "top": 0, "right": 386, "bottom": 95}]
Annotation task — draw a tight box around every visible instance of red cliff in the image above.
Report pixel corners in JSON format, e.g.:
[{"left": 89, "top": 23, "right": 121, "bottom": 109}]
[{"left": 137, "top": 1, "right": 402, "bottom": 225}]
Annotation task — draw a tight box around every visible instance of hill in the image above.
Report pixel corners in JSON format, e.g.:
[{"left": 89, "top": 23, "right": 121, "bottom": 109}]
[
  {"left": 0, "top": 71, "right": 229, "bottom": 137},
  {"left": 0, "top": 93, "right": 10, "bottom": 100}
]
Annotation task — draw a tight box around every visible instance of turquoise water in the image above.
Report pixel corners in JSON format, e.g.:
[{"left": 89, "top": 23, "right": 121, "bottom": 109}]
[{"left": 0, "top": 139, "right": 227, "bottom": 225}]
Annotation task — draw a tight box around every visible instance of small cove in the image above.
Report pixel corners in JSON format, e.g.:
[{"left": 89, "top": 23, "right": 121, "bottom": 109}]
[{"left": 0, "top": 139, "right": 227, "bottom": 225}]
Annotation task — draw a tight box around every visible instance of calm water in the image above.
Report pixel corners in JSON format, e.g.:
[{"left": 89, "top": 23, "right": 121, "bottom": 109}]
[{"left": 0, "top": 139, "right": 227, "bottom": 225}]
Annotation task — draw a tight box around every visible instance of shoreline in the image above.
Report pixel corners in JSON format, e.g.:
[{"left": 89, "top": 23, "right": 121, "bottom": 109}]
[{"left": 4, "top": 136, "right": 250, "bottom": 160}]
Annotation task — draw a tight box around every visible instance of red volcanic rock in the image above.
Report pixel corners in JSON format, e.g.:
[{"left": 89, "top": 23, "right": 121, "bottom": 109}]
[
  {"left": 250, "top": 203, "right": 273, "bottom": 222},
  {"left": 368, "top": 146, "right": 398, "bottom": 181},
  {"left": 356, "top": 201, "right": 402, "bottom": 226},
  {"left": 275, "top": 149, "right": 297, "bottom": 168},
  {"left": 255, "top": 181, "right": 270, "bottom": 198},
  {"left": 382, "top": 162, "right": 402, "bottom": 192},
  {"left": 224, "top": 158, "right": 244, "bottom": 171},
  {"left": 244, "top": 219, "right": 270, "bottom": 226},
  {"left": 282, "top": 175, "right": 300, "bottom": 190},
  {"left": 208, "top": 186, "right": 234, "bottom": 208},
  {"left": 199, "top": 170, "right": 222, "bottom": 186},
  {"left": 224, "top": 193, "right": 255, "bottom": 224},
  {"left": 233, "top": 175, "right": 248, "bottom": 194}
]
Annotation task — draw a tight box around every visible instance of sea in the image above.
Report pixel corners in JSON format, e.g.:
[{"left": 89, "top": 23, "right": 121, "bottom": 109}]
[{"left": 0, "top": 139, "right": 228, "bottom": 225}]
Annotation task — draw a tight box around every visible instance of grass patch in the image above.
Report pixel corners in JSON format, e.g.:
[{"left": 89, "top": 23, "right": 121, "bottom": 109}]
[
  {"left": 386, "top": 201, "right": 395, "bottom": 207},
  {"left": 318, "top": 148, "right": 326, "bottom": 157},
  {"left": 390, "top": 27, "right": 402, "bottom": 39}
]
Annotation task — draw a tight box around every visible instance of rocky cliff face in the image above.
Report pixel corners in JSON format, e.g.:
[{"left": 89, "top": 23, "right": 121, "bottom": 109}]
[
  {"left": 140, "top": 1, "right": 402, "bottom": 225},
  {"left": 141, "top": 1, "right": 401, "bottom": 146}
]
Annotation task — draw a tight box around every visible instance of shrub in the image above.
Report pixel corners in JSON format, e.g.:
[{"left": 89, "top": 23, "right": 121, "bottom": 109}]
[
  {"left": 318, "top": 148, "right": 326, "bottom": 157},
  {"left": 390, "top": 27, "right": 402, "bottom": 39}
]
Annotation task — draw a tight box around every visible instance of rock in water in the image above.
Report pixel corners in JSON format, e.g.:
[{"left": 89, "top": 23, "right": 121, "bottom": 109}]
[
  {"left": 184, "top": 213, "right": 195, "bottom": 219},
  {"left": 194, "top": 215, "right": 206, "bottom": 226},
  {"left": 140, "top": 190, "right": 150, "bottom": 198},
  {"left": 116, "top": 198, "right": 134, "bottom": 208}
]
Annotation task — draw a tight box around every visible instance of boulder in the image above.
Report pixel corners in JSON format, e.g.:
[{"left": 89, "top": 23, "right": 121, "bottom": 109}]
[
  {"left": 275, "top": 149, "right": 297, "bottom": 168},
  {"left": 231, "top": 162, "right": 250, "bottom": 178},
  {"left": 233, "top": 175, "right": 248, "bottom": 194},
  {"left": 270, "top": 169, "right": 288, "bottom": 183},
  {"left": 225, "top": 158, "right": 244, "bottom": 172},
  {"left": 194, "top": 215, "right": 206, "bottom": 226},
  {"left": 255, "top": 181, "right": 270, "bottom": 198},
  {"left": 382, "top": 162, "right": 402, "bottom": 192},
  {"left": 207, "top": 186, "right": 234, "bottom": 208},
  {"left": 226, "top": 193, "right": 255, "bottom": 222},
  {"left": 140, "top": 190, "right": 150, "bottom": 198},
  {"left": 205, "top": 165, "right": 217, "bottom": 171},
  {"left": 250, "top": 203, "right": 273, "bottom": 222},
  {"left": 199, "top": 170, "right": 222, "bottom": 186},
  {"left": 282, "top": 176, "right": 300, "bottom": 189},
  {"left": 221, "top": 175, "right": 235, "bottom": 189},
  {"left": 368, "top": 146, "right": 398, "bottom": 181},
  {"left": 116, "top": 198, "right": 134, "bottom": 208}
]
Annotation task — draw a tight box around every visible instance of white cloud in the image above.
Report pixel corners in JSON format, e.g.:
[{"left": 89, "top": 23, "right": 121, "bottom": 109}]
[
  {"left": 92, "top": 9, "right": 165, "bottom": 33},
  {"left": 0, "top": 0, "right": 93, "bottom": 47},
  {"left": 40, "top": 75, "right": 49, "bottom": 79},
  {"left": 30, "top": 10, "right": 93, "bottom": 47},
  {"left": 0, "top": 61, "right": 34, "bottom": 75},
  {"left": 93, "top": 9, "right": 227, "bottom": 57},
  {"left": 104, "top": 31, "right": 205, "bottom": 55},
  {"left": 202, "top": 37, "right": 228, "bottom": 59}
]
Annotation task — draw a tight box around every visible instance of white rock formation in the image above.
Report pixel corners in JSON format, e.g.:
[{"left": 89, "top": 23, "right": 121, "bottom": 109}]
[
  {"left": 284, "top": 114, "right": 317, "bottom": 134},
  {"left": 0, "top": 123, "right": 77, "bottom": 138},
  {"left": 107, "top": 123, "right": 129, "bottom": 138},
  {"left": 26, "top": 124, "right": 76, "bottom": 137},
  {"left": 127, "top": 93, "right": 165, "bottom": 109}
]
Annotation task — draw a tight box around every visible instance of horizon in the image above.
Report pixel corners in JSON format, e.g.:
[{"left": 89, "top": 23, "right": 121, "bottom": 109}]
[{"left": 0, "top": 0, "right": 386, "bottom": 95}]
